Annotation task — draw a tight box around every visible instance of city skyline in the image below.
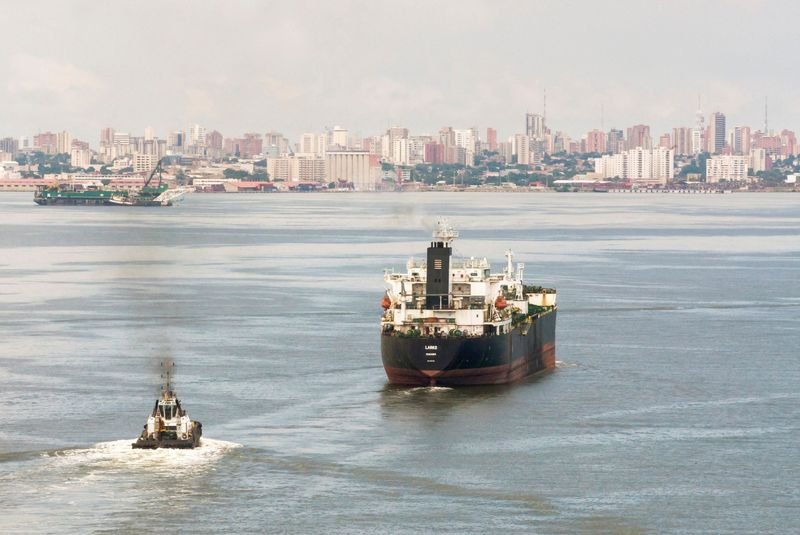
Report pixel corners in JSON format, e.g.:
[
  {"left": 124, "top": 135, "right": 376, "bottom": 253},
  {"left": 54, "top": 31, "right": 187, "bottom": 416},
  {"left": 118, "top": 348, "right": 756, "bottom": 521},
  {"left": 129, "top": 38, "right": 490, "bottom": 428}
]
[{"left": 2, "top": 1, "right": 799, "bottom": 143}]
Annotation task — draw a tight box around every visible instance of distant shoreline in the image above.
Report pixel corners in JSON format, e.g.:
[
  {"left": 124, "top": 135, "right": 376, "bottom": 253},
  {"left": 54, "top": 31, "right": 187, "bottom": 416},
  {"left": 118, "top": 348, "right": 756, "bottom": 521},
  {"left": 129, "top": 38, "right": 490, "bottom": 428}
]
[{"left": 1, "top": 187, "right": 797, "bottom": 194}]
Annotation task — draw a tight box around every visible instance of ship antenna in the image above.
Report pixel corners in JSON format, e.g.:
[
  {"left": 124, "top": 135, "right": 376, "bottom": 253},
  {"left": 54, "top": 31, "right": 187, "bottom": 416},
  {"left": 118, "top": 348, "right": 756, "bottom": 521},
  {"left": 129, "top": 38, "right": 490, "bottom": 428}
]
[{"left": 160, "top": 361, "right": 174, "bottom": 395}]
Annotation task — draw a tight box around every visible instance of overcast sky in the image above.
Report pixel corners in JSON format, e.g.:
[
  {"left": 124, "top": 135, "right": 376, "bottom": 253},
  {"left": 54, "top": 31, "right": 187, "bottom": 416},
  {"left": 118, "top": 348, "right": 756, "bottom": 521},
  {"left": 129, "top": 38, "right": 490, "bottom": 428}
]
[{"left": 2, "top": 0, "right": 798, "bottom": 144}]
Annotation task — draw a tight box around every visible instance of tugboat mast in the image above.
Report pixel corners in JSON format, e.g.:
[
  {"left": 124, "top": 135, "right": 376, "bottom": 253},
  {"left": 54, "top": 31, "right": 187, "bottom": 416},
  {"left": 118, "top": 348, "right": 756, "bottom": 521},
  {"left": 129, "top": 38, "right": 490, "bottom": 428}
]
[{"left": 160, "top": 361, "right": 174, "bottom": 395}]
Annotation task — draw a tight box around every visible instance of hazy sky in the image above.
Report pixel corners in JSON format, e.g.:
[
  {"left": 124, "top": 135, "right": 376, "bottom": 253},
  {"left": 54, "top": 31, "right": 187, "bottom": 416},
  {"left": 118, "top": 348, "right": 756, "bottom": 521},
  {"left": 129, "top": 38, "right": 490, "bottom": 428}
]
[{"left": 2, "top": 0, "right": 798, "bottom": 144}]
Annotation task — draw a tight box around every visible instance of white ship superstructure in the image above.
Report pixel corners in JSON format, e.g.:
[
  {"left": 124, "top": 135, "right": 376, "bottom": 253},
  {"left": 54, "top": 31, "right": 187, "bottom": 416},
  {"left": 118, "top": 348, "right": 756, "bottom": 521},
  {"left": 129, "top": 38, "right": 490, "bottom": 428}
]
[{"left": 381, "top": 219, "right": 556, "bottom": 338}]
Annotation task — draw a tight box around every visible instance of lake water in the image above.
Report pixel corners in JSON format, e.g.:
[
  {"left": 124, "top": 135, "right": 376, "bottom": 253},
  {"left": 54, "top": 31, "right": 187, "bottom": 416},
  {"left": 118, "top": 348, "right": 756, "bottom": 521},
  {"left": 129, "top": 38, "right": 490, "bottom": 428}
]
[{"left": 0, "top": 191, "right": 798, "bottom": 533}]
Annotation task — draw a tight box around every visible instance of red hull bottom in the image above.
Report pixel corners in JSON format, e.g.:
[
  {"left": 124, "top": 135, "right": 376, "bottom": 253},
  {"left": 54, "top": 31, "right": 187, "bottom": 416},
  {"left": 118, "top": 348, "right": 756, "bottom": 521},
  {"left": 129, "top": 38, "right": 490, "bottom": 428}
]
[{"left": 385, "top": 344, "right": 556, "bottom": 386}]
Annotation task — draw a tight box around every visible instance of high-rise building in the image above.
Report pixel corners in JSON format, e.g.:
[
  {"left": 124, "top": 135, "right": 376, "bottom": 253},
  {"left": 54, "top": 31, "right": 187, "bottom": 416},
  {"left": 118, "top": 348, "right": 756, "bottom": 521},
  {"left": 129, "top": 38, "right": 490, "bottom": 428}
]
[
  {"left": 658, "top": 133, "right": 672, "bottom": 149},
  {"left": 514, "top": 134, "right": 531, "bottom": 165},
  {"left": 691, "top": 129, "right": 704, "bottom": 155},
  {"left": 498, "top": 141, "right": 513, "bottom": 162},
  {"left": 226, "top": 133, "right": 263, "bottom": 158},
  {"left": 424, "top": 142, "right": 444, "bottom": 164},
  {"left": 453, "top": 128, "right": 477, "bottom": 166},
  {"left": 585, "top": 130, "right": 606, "bottom": 153},
  {"left": 207, "top": 130, "right": 223, "bottom": 151},
  {"left": 330, "top": 126, "right": 349, "bottom": 149},
  {"left": 0, "top": 137, "right": 19, "bottom": 157},
  {"left": 100, "top": 128, "right": 115, "bottom": 148},
  {"left": 56, "top": 131, "right": 72, "bottom": 154},
  {"left": 267, "top": 154, "right": 326, "bottom": 182},
  {"left": 525, "top": 113, "right": 544, "bottom": 140},
  {"left": 626, "top": 124, "right": 651, "bottom": 150},
  {"left": 70, "top": 148, "right": 92, "bottom": 169},
  {"left": 708, "top": 112, "right": 726, "bottom": 154},
  {"left": 553, "top": 132, "right": 572, "bottom": 154},
  {"left": 780, "top": 129, "right": 796, "bottom": 157},
  {"left": 298, "top": 133, "right": 320, "bottom": 155},
  {"left": 439, "top": 127, "right": 456, "bottom": 164},
  {"left": 188, "top": 124, "right": 206, "bottom": 146},
  {"left": 168, "top": 131, "right": 184, "bottom": 151},
  {"left": 33, "top": 132, "right": 58, "bottom": 154},
  {"left": 486, "top": 128, "right": 497, "bottom": 151},
  {"left": 133, "top": 153, "right": 158, "bottom": 174},
  {"left": 391, "top": 138, "right": 409, "bottom": 165},
  {"left": 408, "top": 136, "right": 431, "bottom": 165},
  {"left": 606, "top": 129, "right": 624, "bottom": 154},
  {"left": 672, "top": 127, "right": 693, "bottom": 156},
  {"left": 650, "top": 147, "right": 674, "bottom": 182},
  {"left": 732, "top": 126, "right": 751, "bottom": 155},
  {"left": 112, "top": 132, "right": 131, "bottom": 158},
  {"left": 749, "top": 148, "right": 769, "bottom": 173}
]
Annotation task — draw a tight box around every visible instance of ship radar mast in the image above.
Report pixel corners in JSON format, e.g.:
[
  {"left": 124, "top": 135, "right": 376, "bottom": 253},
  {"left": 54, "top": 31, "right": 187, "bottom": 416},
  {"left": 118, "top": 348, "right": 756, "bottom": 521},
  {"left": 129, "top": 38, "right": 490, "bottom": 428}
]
[
  {"left": 505, "top": 249, "right": 514, "bottom": 279},
  {"left": 432, "top": 218, "right": 458, "bottom": 246}
]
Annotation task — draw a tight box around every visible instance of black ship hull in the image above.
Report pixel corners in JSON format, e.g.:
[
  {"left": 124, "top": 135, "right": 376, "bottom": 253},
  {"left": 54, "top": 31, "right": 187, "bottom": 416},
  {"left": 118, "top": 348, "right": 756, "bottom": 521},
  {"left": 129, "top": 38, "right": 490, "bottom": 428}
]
[
  {"left": 34, "top": 198, "right": 111, "bottom": 206},
  {"left": 381, "top": 309, "right": 556, "bottom": 386}
]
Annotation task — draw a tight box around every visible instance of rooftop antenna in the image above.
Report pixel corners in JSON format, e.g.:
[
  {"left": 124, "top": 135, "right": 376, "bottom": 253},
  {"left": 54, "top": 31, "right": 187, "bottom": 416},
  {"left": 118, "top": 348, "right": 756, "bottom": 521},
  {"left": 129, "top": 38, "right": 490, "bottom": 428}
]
[{"left": 543, "top": 89, "right": 547, "bottom": 131}]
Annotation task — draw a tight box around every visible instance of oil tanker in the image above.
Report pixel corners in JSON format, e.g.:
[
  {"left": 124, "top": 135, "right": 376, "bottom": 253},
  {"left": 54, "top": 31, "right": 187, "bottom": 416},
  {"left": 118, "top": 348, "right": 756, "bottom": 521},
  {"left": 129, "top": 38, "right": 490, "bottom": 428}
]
[{"left": 380, "top": 219, "right": 557, "bottom": 386}]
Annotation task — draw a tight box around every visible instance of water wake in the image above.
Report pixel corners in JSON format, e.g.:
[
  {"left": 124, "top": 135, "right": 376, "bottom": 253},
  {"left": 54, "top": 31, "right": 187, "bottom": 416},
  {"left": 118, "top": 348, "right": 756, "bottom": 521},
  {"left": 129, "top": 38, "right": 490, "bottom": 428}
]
[
  {"left": 42, "top": 437, "right": 241, "bottom": 473},
  {"left": 403, "top": 386, "right": 454, "bottom": 394}
]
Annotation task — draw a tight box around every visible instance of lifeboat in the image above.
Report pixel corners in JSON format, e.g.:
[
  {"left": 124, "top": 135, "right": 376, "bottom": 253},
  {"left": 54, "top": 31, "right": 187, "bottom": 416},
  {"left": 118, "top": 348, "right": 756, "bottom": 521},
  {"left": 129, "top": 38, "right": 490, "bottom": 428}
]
[{"left": 495, "top": 295, "right": 508, "bottom": 310}]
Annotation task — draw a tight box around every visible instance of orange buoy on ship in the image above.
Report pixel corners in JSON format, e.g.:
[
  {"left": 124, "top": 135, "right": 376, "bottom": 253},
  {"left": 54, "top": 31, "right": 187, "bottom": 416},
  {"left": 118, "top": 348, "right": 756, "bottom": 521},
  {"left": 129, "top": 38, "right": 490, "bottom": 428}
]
[
  {"left": 495, "top": 295, "right": 508, "bottom": 310},
  {"left": 381, "top": 294, "right": 392, "bottom": 310}
]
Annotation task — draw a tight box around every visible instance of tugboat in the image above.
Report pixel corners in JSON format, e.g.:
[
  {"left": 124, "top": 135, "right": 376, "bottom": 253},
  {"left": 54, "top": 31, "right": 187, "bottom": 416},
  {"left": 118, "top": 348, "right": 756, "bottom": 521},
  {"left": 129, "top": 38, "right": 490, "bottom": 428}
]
[
  {"left": 132, "top": 363, "right": 202, "bottom": 449},
  {"left": 380, "top": 218, "right": 557, "bottom": 386}
]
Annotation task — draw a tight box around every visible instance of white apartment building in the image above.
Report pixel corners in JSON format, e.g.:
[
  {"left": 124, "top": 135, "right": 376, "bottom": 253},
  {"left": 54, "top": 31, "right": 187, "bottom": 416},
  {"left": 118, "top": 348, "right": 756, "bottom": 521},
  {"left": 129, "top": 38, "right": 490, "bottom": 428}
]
[
  {"left": 57, "top": 131, "right": 72, "bottom": 154},
  {"left": 514, "top": 134, "right": 531, "bottom": 165},
  {"left": 381, "top": 127, "right": 409, "bottom": 163},
  {"left": 594, "top": 147, "right": 674, "bottom": 185},
  {"left": 70, "top": 148, "right": 92, "bottom": 169},
  {"left": 453, "top": 128, "right": 477, "bottom": 167},
  {"left": 188, "top": 124, "right": 206, "bottom": 146},
  {"left": 267, "top": 157, "right": 291, "bottom": 181},
  {"left": 391, "top": 138, "right": 409, "bottom": 166},
  {"left": 298, "top": 132, "right": 327, "bottom": 156},
  {"left": 691, "top": 129, "right": 703, "bottom": 155},
  {"left": 330, "top": 126, "right": 349, "bottom": 149},
  {"left": 267, "top": 155, "right": 326, "bottom": 182},
  {"left": 498, "top": 141, "right": 514, "bottom": 163},
  {"left": 133, "top": 153, "right": 158, "bottom": 174},
  {"left": 706, "top": 155, "right": 748, "bottom": 183},
  {"left": 749, "top": 148, "right": 768, "bottom": 173}
]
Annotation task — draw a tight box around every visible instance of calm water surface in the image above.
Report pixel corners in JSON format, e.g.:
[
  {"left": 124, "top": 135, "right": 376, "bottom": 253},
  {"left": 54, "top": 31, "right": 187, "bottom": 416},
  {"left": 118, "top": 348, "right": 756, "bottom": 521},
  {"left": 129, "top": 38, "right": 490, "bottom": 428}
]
[{"left": 0, "top": 192, "right": 798, "bottom": 533}]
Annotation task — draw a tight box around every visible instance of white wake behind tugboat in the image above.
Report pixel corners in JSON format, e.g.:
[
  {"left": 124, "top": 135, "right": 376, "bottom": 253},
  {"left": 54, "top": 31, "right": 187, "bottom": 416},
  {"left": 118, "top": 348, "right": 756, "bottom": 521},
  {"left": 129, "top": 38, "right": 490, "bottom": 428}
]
[{"left": 132, "top": 363, "right": 202, "bottom": 449}]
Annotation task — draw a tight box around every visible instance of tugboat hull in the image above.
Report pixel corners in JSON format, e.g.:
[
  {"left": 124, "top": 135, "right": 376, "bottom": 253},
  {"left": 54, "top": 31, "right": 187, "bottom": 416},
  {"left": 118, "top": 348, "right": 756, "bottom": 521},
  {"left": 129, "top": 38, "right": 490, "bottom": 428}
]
[
  {"left": 381, "top": 309, "right": 556, "bottom": 386},
  {"left": 131, "top": 422, "right": 202, "bottom": 449}
]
